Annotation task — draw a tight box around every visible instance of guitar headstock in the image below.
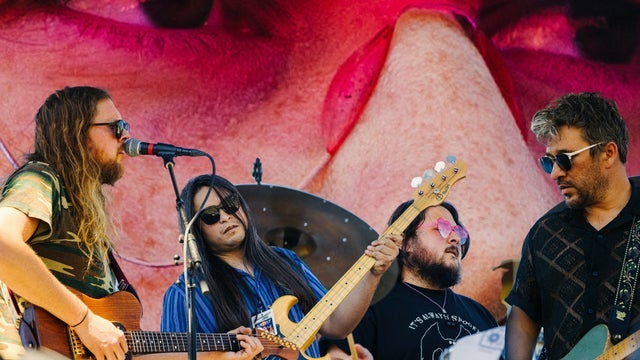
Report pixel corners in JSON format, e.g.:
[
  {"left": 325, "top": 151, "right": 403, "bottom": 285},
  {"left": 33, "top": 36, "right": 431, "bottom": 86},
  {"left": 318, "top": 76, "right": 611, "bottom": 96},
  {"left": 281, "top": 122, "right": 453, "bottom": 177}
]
[
  {"left": 255, "top": 328, "right": 299, "bottom": 360},
  {"left": 410, "top": 155, "right": 467, "bottom": 212}
]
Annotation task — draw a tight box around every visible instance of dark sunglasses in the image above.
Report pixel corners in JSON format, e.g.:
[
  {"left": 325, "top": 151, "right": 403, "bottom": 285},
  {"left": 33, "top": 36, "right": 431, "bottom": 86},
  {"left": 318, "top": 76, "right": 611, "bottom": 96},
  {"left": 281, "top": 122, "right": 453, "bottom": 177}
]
[
  {"left": 90, "top": 119, "right": 130, "bottom": 140},
  {"left": 539, "top": 142, "right": 602, "bottom": 174},
  {"left": 199, "top": 193, "right": 241, "bottom": 225},
  {"left": 418, "top": 218, "right": 469, "bottom": 245}
]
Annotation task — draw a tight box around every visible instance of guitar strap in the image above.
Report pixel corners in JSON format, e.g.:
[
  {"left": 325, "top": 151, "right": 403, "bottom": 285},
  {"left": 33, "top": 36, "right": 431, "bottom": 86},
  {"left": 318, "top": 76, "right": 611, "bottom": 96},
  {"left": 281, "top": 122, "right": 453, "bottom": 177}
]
[
  {"left": 108, "top": 250, "right": 141, "bottom": 304},
  {"left": 609, "top": 216, "right": 640, "bottom": 343}
]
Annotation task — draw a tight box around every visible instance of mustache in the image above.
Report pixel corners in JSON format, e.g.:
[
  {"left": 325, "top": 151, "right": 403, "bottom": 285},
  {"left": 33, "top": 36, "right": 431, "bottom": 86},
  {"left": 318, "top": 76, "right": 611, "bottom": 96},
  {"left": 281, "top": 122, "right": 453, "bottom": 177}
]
[
  {"left": 557, "top": 180, "right": 573, "bottom": 187},
  {"left": 445, "top": 245, "right": 460, "bottom": 257}
]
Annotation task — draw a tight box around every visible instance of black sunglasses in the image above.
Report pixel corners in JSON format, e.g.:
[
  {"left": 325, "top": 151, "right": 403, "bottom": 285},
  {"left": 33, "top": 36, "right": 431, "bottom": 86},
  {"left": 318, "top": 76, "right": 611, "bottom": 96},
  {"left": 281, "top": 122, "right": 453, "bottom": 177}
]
[
  {"left": 199, "top": 193, "right": 241, "bottom": 225},
  {"left": 90, "top": 119, "right": 130, "bottom": 140},
  {"left": 539, "top": 142, "right": 602, "bottom": 174}
]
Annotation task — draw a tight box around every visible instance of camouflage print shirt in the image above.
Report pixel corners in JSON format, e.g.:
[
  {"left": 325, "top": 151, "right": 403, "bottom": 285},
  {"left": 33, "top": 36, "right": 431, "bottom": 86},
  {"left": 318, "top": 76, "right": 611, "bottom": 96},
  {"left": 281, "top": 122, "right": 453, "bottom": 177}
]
[{"left": 0, "top": 161, "right": 118, "bottom": 298}]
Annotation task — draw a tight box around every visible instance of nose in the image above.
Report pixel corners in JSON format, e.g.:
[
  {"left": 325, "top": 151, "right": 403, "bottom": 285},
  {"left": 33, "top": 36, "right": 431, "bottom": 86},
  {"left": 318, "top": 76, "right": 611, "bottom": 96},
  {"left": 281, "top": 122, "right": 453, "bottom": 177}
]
[
  {"left": 218, "top": 209, "right": 232, "bottom": 223},
  {"left": 550, "top": 162, "right": 565, "bottom": 181},
  {"left": 120, "top": 127, "right": 131, "bottom": 143},
  {"left": 447, "top": 233, "right": 460, "bottom": 245}
]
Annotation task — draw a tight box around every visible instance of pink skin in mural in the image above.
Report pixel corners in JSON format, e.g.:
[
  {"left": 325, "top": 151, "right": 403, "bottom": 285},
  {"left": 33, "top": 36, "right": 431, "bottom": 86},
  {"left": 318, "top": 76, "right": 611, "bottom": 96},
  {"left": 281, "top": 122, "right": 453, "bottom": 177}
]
[{"left": 0, "top": 0, "right": 638, "bottom": 339}]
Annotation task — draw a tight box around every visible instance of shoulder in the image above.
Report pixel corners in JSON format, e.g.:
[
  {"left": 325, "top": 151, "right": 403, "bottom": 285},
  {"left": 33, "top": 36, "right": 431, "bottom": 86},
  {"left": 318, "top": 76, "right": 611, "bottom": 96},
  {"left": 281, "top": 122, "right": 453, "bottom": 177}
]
[
  {"left": 4, "top": 162, "right": 58, "bottom": 189},
  {"left": 452, "top": 291, "right": 497, "bottom": 321},
  {"left": 371, "top": 282, "right": 411, "bottom": 307},
  {"left": 522, "top": 200, "right": 574, "bottom": 244},
  {"left": 630, "top": 176, "right": 640, "bottom": 213},
  {"left": 163, "top": 274, "right": 186, "bottom": 296},
  {"left": 272, "top": 246, "right": 304, "bottom": 263}
]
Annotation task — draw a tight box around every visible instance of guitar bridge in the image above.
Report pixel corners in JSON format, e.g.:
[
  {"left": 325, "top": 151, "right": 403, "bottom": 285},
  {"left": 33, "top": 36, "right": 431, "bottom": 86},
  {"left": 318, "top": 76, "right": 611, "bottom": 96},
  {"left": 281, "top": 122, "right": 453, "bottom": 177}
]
[{"left": 67, "top": 328, "right": 88, "bottom": 359}]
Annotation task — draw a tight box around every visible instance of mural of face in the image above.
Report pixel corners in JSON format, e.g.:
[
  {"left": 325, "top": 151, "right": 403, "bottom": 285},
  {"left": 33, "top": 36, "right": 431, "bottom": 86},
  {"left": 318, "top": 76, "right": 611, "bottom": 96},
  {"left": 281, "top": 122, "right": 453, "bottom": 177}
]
[{"left": 0, "top": 0, "right": 638, "bottom": 333}]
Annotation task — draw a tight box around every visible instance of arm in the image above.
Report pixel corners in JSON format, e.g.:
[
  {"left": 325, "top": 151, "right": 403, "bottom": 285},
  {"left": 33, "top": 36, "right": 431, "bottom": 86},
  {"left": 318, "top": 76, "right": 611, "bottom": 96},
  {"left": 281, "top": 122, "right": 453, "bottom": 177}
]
[
  {"left": 325, "top": 343, "right": 373, "bottom": 360},
  {"left": 505, "top": 306, "right": 540, "bottom": 360},
  {"left": 320, "top": 233, "right": 401, "bottom": 338},
  {"left": 0, "top": 207, "right": 127, "bottom": 359}
]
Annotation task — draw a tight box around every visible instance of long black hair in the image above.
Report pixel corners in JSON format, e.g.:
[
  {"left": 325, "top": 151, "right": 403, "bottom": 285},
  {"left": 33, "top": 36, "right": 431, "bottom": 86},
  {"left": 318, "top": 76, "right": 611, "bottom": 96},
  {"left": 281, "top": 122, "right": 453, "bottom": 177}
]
[{"left": 179, "top": 174, "right": 318, "bottom": 332}]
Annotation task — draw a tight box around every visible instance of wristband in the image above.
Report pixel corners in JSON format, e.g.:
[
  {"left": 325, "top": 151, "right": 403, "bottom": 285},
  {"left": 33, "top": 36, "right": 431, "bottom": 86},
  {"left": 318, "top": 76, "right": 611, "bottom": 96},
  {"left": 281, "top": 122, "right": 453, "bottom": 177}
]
[{"left": 70, "top": 307, "right": 89, "bottom": 328}]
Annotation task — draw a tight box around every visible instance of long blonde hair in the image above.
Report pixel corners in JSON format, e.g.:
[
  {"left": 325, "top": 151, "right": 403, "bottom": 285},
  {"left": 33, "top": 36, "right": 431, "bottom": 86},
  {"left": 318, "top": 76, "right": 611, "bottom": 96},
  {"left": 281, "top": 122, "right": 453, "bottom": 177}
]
[{"left": 26, "top": 86, "right": 114, "bottom": 267}]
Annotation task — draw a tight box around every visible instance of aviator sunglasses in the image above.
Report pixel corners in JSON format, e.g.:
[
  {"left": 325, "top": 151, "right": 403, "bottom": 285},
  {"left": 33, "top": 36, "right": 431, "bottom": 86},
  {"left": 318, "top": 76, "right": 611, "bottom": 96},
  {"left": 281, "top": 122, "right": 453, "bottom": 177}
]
[
  {"left": 418, "top": 218, "right": 468, "bottom": 245},
  {"left": 199, "top": 193, "right": 241, "bottom": 225},
  {"left": 539, "top": 142, "right": 602, "bottom": 174},
  {"left": 90, "top": 119, "right": 130, "bottom": 140}
]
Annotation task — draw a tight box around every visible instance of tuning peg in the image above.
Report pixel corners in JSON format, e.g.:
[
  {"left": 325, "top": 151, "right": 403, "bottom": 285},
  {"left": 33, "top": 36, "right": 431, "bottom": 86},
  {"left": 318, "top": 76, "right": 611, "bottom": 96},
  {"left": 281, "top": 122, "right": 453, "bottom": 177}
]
[
  {"left": 423, "top": 169, "right": 434, "bottom": 180},
  {"left": 411, "top": 177, "right": 423, "bottom": 188},
  {"left": 446, "top": 155, "right": 457, "bottom": 164},
  {"left": 434, "top": 161, "right": 446, "bottom": 172}
]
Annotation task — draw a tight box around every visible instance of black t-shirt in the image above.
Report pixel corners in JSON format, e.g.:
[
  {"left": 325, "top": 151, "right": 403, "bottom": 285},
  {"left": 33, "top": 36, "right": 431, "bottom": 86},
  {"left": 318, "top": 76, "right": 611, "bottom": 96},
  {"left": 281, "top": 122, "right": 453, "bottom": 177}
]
[{"left": 321, "top": 282, "right": 498, "bottom": 360}]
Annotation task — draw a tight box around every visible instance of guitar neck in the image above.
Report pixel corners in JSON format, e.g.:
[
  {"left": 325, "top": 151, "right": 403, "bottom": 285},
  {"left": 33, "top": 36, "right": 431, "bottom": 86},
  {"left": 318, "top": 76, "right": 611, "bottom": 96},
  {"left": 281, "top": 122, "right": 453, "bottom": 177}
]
[
  {"left": 287, "top": 206, "right": 421, "bottom": 343},
  {"left": 273, "top": 158, "right": 466, "bottom": 353},
  {"left": 125, "top": 331, "right": 241, "bottom": 354},
  {"left": 598, "top": 330, "right": 640, "bottom": 359}
]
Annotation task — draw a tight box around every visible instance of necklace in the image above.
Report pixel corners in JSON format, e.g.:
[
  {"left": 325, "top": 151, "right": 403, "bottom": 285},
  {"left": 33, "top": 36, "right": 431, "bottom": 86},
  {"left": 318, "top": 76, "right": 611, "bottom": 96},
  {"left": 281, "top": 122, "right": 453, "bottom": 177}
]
[{"left": 403, "top": 282, "right": 448, "bottom": 313}]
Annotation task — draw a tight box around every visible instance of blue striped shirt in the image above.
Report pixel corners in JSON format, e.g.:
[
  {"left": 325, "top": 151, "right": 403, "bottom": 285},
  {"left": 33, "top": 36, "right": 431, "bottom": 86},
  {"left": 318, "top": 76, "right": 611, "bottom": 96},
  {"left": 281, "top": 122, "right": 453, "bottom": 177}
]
[{"left": 160, "top": 247, "right": 327, "bottom": 358}]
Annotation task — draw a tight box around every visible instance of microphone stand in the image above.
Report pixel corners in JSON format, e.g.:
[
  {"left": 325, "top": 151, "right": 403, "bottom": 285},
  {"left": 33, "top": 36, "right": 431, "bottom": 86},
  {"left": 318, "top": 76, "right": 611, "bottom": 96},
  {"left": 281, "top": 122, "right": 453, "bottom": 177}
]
[{"left": 160, "top": 153, "right": 210, "bottom": 360}]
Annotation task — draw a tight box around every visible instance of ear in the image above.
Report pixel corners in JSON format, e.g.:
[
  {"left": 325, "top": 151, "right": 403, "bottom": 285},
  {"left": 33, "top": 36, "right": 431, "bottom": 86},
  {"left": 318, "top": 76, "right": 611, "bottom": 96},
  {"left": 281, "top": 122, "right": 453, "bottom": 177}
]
[
  {"left": 601, "top": 141, "right": 620, "bottom": 168},
  {"left": 403, "top": 233, "right": 416, "bottom": 253}
]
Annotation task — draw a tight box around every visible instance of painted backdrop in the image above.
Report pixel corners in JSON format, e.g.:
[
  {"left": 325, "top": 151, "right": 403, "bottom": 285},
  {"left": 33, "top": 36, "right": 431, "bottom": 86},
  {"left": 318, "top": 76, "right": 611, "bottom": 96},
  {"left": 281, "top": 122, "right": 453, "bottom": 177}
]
[{"left": 0, "top": 0, "right": 638, "bottom": 336}]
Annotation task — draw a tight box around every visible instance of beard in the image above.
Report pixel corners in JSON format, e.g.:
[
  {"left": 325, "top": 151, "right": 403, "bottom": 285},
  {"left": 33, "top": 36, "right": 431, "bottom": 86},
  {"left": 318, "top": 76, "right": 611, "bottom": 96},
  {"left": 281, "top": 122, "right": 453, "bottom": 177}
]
[
  {"left": 562, "top": 161, "right": 607, "bottom": 209},
  {"left": 405, "top": 246, "right": 461, "bottom": 288},
  {"left": 100, "top": 159, "right": 124, "bottom": 185}
]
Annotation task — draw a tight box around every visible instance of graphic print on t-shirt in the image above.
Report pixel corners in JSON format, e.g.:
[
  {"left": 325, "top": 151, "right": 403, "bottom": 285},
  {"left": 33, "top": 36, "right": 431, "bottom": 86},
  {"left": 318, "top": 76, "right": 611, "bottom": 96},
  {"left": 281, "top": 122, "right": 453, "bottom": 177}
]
[{"left": 409, "top": 311, "right": 479, "bottom": 360}]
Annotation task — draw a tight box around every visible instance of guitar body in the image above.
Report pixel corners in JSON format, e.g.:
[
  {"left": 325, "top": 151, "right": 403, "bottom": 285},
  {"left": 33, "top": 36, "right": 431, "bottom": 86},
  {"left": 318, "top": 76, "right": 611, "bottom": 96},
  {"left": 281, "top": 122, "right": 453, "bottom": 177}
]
[
  {"left": 270, "top": 295, "right": 327, "bottom": 360},
  {"left": 20, "top": 291, "right": 142, "bottom": 359},
  {"left": 21, "top": 290, "right": 141, "bottom": 359},
  {"left": 561, "top": 324, "right": 610, "bottom": 360}
]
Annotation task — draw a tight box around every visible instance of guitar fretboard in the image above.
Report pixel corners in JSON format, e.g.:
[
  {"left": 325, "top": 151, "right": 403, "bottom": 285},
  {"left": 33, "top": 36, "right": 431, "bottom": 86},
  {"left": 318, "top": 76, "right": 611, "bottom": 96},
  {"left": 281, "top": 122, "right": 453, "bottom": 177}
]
[
  {"left": 285, "top": 205, "right": 428, "bottom": 349},
  {"left": 126, "top": 331, "right": 240, "bottom": 354}
]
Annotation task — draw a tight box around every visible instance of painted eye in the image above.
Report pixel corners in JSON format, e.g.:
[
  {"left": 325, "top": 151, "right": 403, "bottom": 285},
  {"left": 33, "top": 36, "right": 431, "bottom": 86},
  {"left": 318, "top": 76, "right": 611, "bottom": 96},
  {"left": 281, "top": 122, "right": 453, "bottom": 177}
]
[
  {"left": 65, "top": 0, "right": 156, "bottom": 27},
  {"left": 65, "top": 0, "right": 215, "bottom": 28}
]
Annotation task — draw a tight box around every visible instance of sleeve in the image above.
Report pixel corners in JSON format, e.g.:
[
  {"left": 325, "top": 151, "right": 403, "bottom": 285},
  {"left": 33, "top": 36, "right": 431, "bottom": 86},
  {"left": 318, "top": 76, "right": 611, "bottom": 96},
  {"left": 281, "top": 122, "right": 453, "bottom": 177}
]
[
  {"left": 0, "top": 164, "right": 57, "bottom": 240},
  {"left": 350, "top": 307, "right": 378, "bottom": 352},
  {"left": 161, "top": 281, "right": 188, "bottom": 332},
  {"left": 318, "top": 307, "right": 377, "bottom": 356},
  {"left": 505, "top": 226, "right": 542, "bottom": 325},
  {"left": 276, "top": 248, "right": 328, "bottom": 300}
]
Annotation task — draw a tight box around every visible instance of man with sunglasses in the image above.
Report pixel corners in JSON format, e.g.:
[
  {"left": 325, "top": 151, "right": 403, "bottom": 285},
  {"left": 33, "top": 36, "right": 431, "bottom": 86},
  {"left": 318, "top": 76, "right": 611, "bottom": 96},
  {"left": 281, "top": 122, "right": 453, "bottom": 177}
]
[
  {"left": 0, "top": 86, "right": 133, "bottom": 359},
  {"left": 505, "top": 92, "right": 640, "bottom": 359},
  {"left": 0, "top": 87, "right": 263, "bottom": 360},
  {"left": 160, "top": 174, "right": 402, "bottom": 359},
  {"left": 320, "top": 201, "right": 498, "bottom": 360}
]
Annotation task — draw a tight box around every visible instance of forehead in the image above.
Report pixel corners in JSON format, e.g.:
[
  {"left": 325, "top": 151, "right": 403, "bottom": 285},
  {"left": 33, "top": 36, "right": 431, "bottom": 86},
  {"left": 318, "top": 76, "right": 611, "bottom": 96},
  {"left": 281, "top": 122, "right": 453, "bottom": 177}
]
[
  {"left": 193, "top": 186, "right": 222, "bottom": 207},
  {"left": 93, "top": 98, "right": 121, "bottom": 123},
  {"left": 545, "top": 126, "right": 587, "bottom": 152},
  {"left": 424, "top": 205, "right": 454, "bottom": 222}
]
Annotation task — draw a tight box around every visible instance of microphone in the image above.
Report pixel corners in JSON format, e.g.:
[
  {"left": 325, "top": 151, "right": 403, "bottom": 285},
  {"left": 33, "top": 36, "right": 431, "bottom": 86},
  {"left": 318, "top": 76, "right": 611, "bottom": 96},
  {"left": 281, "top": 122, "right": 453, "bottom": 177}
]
[{"left": 123, "top": 138, "right": 206, "bottom": 157}]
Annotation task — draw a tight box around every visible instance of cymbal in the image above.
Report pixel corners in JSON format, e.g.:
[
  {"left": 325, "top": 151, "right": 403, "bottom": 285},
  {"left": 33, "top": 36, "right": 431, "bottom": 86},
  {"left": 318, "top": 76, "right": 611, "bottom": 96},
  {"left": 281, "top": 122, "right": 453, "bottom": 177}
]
[{"left": 237, "top": 183, "right": 398, "bottom": 304}]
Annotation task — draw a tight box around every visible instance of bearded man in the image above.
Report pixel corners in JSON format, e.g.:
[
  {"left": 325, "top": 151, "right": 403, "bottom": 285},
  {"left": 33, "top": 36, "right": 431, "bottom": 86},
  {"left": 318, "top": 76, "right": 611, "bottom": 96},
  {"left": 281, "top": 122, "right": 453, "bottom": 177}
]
[{"left": 321, "top": 201, "right": 498, "bottom": 360}]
